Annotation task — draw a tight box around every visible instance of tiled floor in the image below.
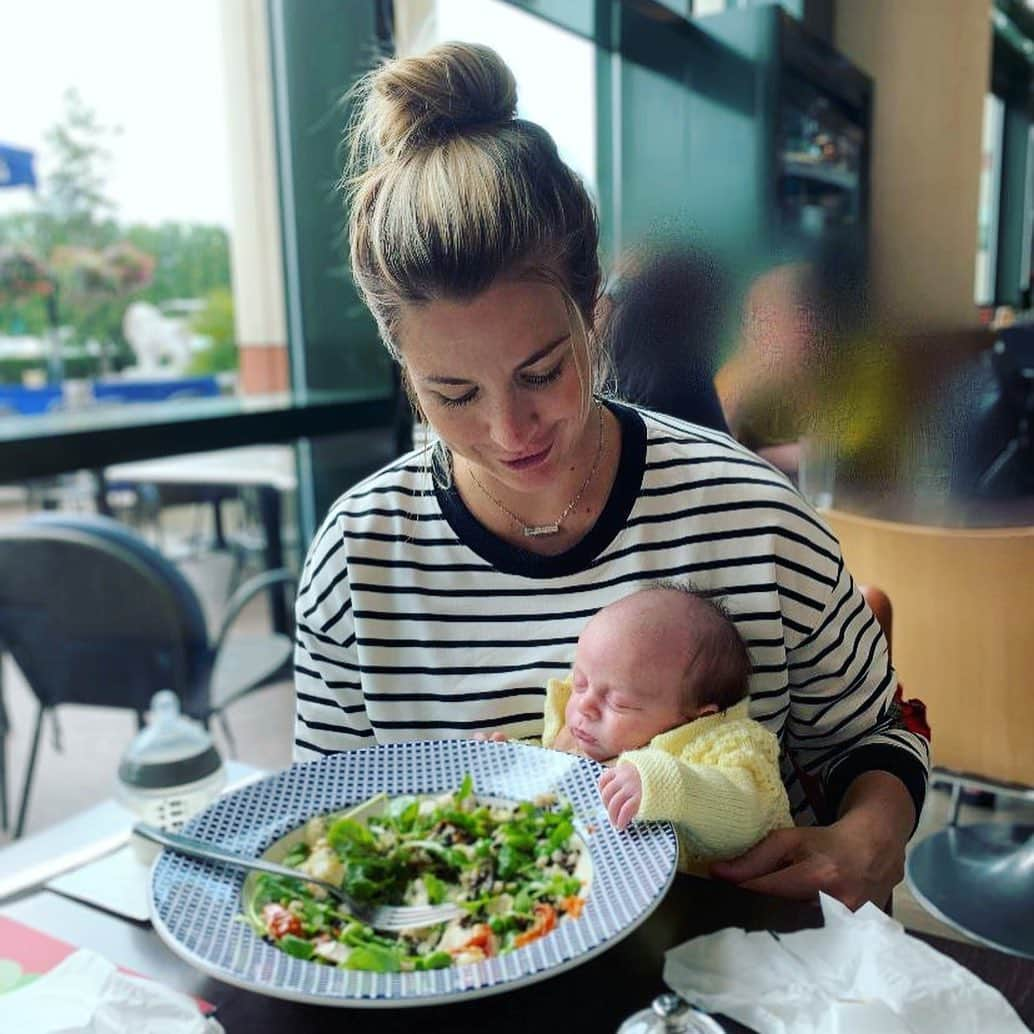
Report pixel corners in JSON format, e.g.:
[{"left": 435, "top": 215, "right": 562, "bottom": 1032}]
[{"left": 1, "top": 498, "right": 1031, "bottom": 953}]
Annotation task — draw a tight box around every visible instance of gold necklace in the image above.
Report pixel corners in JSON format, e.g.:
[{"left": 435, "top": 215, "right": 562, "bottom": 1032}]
[{"left": 467, "top": 404, "right": 605, "bottom": 537}]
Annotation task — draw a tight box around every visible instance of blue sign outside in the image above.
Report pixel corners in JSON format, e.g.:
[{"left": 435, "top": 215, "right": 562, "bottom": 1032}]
[{"left": 0, "top": 144, "right": 37, "bottom": 189}]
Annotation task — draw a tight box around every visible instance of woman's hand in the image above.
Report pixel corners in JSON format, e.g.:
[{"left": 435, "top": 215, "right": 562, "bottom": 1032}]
[
  {"left": 708, "top": 822, "right": 901, "bottom": 910},
  {"left": 709, "top": 772, "right": 916, "bottom": 910},
  {"left": 598, "top": 764, "right": 642, "bottom": 830},
  {"left": 472, "top": 731, "right": 509, "bottom": 742}
]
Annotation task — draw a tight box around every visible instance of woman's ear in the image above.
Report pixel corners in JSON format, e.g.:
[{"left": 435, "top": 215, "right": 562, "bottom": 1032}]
[{"left": 691, "top": 703, "right": 720, "bottom": 719}]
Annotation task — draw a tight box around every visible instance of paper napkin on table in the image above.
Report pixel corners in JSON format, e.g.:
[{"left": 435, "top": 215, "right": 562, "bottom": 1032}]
[
  {"left": 46, "top": 843, "right": 152, "bottom": 921},
  {"left": 662, "top": 892, "right": 1030, "bottom": 1034},
  {"left": 3, "top": 948, "right": 224, "bottom": 1033}
]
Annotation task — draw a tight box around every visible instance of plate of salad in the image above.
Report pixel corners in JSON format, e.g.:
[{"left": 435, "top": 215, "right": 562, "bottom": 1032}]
[{"left": 149, "top": 739, "right": 678, "bottom": 1006}]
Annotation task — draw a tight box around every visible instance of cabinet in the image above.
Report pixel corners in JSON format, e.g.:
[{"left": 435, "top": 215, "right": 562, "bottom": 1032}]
[
  {"left": 691, "top": 4, "right": 872, "bottom": 263},
  {"left": 507, "top": 2, "right": 872, "bottom": 270}
]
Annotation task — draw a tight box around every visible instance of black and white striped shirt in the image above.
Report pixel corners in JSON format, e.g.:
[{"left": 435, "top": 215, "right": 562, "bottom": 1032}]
[{"left": 294, "top": 401, "right": 929, "bottom": 824}]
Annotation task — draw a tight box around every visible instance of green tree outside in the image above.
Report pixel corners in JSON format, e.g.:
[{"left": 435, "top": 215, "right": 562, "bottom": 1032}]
[
  {"left": 189, "top": 286, "right": 237, "bottom": 374},
  {"left": 0, "top": 90, "right": 233, "bottom": 383},
  {"left": 37, "top": 87, "right": 120, "bottom": 249}
]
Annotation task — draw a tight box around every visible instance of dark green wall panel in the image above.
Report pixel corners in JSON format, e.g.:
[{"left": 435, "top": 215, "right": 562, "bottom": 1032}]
[
  {"left": 996, "top": 106, "right": 1032, "bottom": 306},
  {"left": 268, "top": 0, "right": 394, "bottom": 397}
]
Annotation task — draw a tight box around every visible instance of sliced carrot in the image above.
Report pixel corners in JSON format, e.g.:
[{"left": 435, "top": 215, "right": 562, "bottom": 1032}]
[
  {"left": 560, "top": 895, "right": 585, "bottom": 918},
  {"left": 514, "top": 903, "right": 557, "bottom": 947}
]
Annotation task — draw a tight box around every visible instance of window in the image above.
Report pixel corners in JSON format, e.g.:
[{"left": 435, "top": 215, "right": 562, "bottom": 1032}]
[
  {"left": 0, "top": 0, "right": 237, "bottom": 416},
  {"left": 396, "top": 0, "right": 597, "bottom": 197},
  {"left": 975, "top": 93, "right": 1006, "bottom": 307}
]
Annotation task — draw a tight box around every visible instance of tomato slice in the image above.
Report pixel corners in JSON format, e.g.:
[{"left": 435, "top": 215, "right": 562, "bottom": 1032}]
[
  {"left": 262, "top": 902, "right": 303, "bottom": 940},
  {"left": 464, "top": 923, "right": 497, "bottom": 957}
]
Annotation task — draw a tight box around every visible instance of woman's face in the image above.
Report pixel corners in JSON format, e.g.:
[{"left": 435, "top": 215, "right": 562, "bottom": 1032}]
[{"left": 397, "top": 275, "right": 591, "bottom": 497}]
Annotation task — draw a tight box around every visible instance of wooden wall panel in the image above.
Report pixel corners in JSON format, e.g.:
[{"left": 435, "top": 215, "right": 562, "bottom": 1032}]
[{"left": 835, "top": 0, "right": 991, "bottom": 332}]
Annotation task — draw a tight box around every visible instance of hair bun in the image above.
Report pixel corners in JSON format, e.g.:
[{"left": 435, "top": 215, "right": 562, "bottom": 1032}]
[{"left": 364, "top": 42, "right": 517, "bottom": 158}]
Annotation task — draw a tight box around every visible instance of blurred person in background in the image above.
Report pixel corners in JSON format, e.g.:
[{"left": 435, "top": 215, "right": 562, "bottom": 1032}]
[
  {"left": 604, "top": 246, "right": 730, "bottom": 434},
  {"left": 715, "top": 261, "right": 816, "bottom": 475},
  {"left": 715, "top": 247, "right": 906, "bottom": 493}
]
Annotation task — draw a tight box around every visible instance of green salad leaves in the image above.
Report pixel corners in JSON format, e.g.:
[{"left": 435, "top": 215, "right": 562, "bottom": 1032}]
[{"left": 244, "top": 776, "right": 587, "bottom": 971}]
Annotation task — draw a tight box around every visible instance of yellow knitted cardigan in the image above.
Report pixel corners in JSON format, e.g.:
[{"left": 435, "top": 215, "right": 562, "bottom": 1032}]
[{"left": 543, "top": 677, "right": 794, "bottom": 868}]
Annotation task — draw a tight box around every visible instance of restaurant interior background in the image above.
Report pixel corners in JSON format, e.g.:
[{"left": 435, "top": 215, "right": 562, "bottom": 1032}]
[{"left": 1, "top": 0, "right": 1032, "bottom": 951}]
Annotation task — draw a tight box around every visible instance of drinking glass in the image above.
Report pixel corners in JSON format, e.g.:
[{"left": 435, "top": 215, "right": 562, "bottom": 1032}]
[{"left": 798, "top": 433, "right": 836, "bottom": 510}]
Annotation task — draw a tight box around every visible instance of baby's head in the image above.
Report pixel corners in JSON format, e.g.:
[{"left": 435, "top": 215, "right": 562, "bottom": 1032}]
[{"left": 564, "top": 583, "right": 751, "bottom": 761}]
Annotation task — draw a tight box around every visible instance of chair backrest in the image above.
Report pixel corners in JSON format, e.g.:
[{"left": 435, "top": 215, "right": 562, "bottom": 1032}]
[{"left": 0, "top": 513, "right": 212, "bottom": 718}]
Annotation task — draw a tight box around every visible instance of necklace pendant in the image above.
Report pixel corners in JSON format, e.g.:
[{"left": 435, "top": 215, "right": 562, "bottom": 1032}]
[{"left": 523, "top": 522, "right": 560, "bottom": 537}]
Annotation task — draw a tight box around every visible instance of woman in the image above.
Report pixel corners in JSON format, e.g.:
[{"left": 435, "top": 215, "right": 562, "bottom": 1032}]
[{"left": 294, "top": 42, "right": 929, "bottom": 910}]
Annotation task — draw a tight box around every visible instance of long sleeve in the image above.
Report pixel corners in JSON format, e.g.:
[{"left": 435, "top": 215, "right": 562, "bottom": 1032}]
[
  {"left": 293, "top": 513, "right": 374, "bottom": 760},
  {"left": 783, "top": 555, "right": 930, "bottom": 824},
  {"left": 619, "top": 716, "right": 793, "bottom": 861}
]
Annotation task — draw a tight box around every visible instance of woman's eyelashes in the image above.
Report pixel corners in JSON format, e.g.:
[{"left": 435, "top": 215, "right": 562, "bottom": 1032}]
[
  {"left": 521, "top": 355, "right": 566, "bottom": 387},
  {"left": 433, "top": 355, "right": 567, "bottom": 408},
  {"left": 436, "top": 387, "right": 478, "bottom": 408}
]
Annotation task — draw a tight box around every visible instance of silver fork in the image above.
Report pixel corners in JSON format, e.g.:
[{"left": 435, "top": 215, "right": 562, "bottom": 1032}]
[{"left": 135, "top": 822, "right": 465, "bottom": 932}]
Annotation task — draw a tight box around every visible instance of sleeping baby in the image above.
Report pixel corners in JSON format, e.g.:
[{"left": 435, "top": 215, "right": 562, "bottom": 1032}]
[{"left": 543, "top": 583, "right": 793, "bottom": 870}]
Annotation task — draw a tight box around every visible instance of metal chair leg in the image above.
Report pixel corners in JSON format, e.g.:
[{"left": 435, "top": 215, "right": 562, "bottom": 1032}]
[
  {"left": 14, "top": 704, "right": 46, "bottom": 839},
  {"left": 0, "top": 652, "right": 8, "bottom": 832},
  {"left": 0, "top": 710, "right": 8, "bottom": 833},
  {"left": 947, "top": 781, "right": 963, "bottom": 826},
  {"left": 218, "top": 712, "right": 238, "bottom": 759}
]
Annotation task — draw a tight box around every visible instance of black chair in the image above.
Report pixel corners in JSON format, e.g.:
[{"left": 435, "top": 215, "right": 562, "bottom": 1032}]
[{"left": 0, "top": 512, "right": 296, "bottom": 838}]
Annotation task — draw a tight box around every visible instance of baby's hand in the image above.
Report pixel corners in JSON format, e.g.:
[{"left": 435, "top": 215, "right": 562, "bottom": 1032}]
[
  {"left": 598, "top": 764, "right": 642, "bottom": 830},
  {"left": 472, "top": 731, "right": 509, "bottom": 743}
]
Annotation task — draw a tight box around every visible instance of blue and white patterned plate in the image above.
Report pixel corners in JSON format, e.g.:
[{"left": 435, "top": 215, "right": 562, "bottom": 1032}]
[{"left": 149, "top": 740, "right": 678, "bottom": 1007}]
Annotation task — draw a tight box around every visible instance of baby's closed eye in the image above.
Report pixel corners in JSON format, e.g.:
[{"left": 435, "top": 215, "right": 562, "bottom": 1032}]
[{"left": 608, "top": 697, "right": 640, "bottom": 713}]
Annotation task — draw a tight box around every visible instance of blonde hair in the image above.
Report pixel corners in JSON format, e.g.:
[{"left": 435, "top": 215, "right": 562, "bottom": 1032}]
[{"left": 344, "top": 42, "right": 605, "bottom": 407}]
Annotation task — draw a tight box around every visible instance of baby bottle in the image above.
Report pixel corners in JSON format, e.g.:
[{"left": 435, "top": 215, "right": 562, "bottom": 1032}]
[{"left": 117, "top": 689, "right": 226, "bottom": 860}]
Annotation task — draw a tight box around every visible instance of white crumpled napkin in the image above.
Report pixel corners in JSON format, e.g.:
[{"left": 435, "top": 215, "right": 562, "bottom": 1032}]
[
  {"left": 663, "top": 893, "right": 1030, "bottom": 1034},
  {"left": 3, "top": 948, "right": 224, "bottom": 1034}
]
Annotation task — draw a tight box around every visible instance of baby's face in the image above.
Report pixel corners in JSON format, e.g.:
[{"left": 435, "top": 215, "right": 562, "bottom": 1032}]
[{"left": 564, "top": 604, "right": 694, "bottom": 762}]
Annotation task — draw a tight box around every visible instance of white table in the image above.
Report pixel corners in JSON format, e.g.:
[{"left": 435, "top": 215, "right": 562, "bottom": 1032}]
[
  {"left": 0, "top": 760, "right": 260, "bottom": 902},
  {"left": 105, "top": 445, "right": 297, "bottom": 494}
]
